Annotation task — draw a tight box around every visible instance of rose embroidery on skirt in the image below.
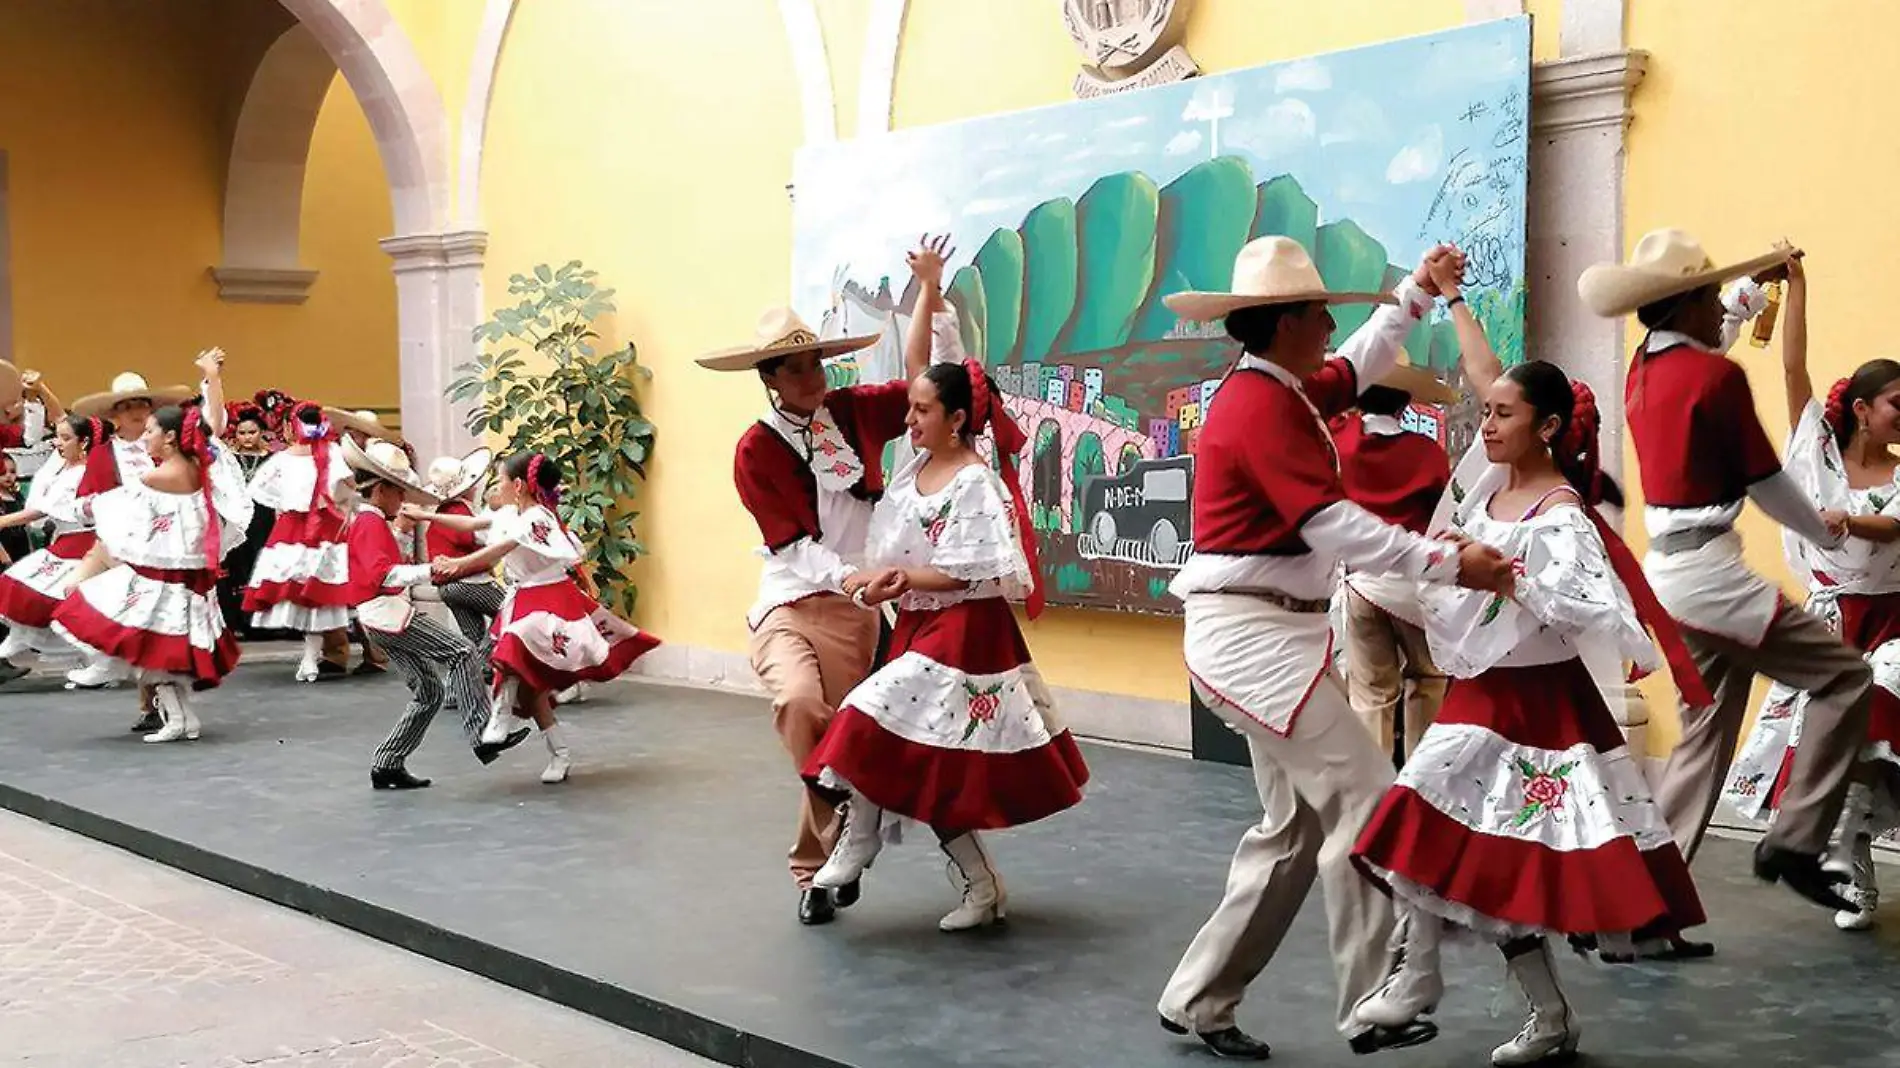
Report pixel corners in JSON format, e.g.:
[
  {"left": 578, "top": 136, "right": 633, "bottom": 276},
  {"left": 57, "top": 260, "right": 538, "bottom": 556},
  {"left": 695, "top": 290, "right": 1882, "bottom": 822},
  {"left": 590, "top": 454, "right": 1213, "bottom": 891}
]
[
  {"left": 961, "top": 681, "right": 1005, "bottom": 742},
  {"left": 1510, "top": 756, "right": 1575, "bottom": 827}
]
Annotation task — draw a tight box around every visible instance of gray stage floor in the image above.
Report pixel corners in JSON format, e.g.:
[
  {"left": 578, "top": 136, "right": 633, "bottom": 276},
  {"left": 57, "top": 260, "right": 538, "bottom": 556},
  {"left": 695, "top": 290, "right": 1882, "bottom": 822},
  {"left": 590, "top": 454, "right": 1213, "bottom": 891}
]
[{"left": 0, "top": 667, "right": 1894, "bottom": 1067}]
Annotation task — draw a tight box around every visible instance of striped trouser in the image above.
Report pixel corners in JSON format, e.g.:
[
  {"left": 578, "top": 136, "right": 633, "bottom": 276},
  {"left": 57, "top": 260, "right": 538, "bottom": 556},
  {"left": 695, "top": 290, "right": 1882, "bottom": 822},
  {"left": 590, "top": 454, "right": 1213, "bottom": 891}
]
[
  {"left": 368, "top": 613, "right": 492, "bottom": 771},
  {"left": 439, "top": 580, "right": 506, "bottom": 645}
]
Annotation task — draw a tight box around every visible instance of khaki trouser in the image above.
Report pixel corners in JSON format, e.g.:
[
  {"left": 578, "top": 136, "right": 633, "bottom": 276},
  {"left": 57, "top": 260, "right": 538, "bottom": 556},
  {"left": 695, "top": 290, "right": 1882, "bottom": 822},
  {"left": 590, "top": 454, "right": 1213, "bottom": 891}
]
[
  {"left": 1160, "top": 674, "right": 1397, "bottom": 1038},
  {"left": 323, "top": 627, "right": 388, "bottom": 669},
  {"left": 748, "top": 595, "right": 881, "bottom": 889},
  {"left": 1342, "top": 588, "right": 1445, "bottom": 767},
  {"left": 1657, "top": 604, "right": 1872, "bottom": 859}
]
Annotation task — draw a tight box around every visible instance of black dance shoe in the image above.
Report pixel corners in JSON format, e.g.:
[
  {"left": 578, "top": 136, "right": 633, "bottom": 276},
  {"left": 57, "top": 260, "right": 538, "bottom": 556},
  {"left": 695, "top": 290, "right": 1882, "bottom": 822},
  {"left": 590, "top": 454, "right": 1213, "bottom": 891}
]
[
  {"left": 130, "top": 711, "right": 162, "bottom": 734},
  {"left": 473, "top": 727, "right": 532, "bottom": 765},
  {"left": 1348, "top": 1020, "right": 1439, "bottom": 1055},
  {"left": 370, "top": 767, "right": 433, "bottom": 790},
  {"left": 1754, "top": 842, "right": 1856, "bottom": 913},
  {"left": 0, "top": 660, "right": 28, "bottom": 685},
  {"left": 798, "top": 887, "right": 837, "bottom": 926},
  {"left": 834, "top": 878, "right": 862, "bottom": 909},
  {"left": 1159, "top": 1017, "right": 1271, "bottom": 1061}
]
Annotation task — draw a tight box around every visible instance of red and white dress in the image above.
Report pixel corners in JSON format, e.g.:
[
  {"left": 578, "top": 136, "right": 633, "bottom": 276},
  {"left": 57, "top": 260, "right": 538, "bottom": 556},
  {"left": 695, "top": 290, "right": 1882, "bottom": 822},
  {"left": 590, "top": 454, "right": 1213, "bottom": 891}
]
[
  {"left": 803, "top": 453, "right": 1089, "bottom": 832},
  {"left": 1726, "top": 399, "right": 1900, "bottom": 831},
  {"left": 0, "top": 458, "right": 96, "bottom": 659},
  {"left": 241, "top": 450, "right": 350, "bottom": 631},
  {"left": 488, "top": 504, "right": 659, "bottom": 692},
  {"left": 1353, "top": 449, "right": 1705, "bottom": 941},
  {"left": 52, "top": 447, "right": 255, "bottom": 688}
]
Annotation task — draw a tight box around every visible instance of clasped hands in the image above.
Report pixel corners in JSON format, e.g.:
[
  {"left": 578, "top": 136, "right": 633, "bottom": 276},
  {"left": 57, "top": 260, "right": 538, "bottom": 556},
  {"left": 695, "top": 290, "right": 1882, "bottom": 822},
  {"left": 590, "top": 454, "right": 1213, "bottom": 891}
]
[
  {"left": 430, "top": 554, "right": 469, "bottom": 582},
  {"left": 843, "top": 566, "right": 908, "bottom": 607},
  {"left": 1437, "top": 530, "right": 1517, "bottom": 596}
]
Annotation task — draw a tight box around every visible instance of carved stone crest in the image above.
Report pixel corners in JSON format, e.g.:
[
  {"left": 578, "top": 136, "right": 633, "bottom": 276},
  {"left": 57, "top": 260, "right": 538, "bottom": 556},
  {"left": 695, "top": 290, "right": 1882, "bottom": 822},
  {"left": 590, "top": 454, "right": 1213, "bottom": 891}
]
[{"left": 1062, "top": 0, "right": 1199, "bottom": 99}]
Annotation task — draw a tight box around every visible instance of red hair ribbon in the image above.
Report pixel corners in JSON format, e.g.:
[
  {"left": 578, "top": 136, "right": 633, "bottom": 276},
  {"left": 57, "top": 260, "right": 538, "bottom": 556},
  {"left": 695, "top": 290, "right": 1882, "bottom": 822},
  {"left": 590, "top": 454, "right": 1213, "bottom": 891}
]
[
  {"left": 965, "top": 358, "right": 1044, "bottom": 620},
  {"left": 1825, "top": 377, "right": 1853, "bottom": 444},
  {"left": 75, "top": 416, "right": 121, "bottom": 500},
  {"left": 526, "top": 453, "right": 571, "bottom": 537},
  {"left": 181, "top": 407, "right": 223, "bottom": 576}
]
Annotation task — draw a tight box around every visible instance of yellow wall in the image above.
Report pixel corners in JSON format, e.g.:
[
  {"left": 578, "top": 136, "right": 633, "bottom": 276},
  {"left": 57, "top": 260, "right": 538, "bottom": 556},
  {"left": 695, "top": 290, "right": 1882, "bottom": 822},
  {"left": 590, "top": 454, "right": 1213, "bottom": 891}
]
[
  {"left": 471, "top": 0, "right": 1561, "bottom": 704},
  {"left": 0, "top": 1, "right": 398, "bottom": 413},
  {"left": 1624, "top": 1, "right": 1895, "bottom": 751}
]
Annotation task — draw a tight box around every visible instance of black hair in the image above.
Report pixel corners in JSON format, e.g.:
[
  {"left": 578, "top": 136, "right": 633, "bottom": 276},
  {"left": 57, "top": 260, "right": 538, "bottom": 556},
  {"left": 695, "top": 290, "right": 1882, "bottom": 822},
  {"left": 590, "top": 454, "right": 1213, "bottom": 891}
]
[
  {"left": 153, "top": 405, "right": 187, "bottom": 441},
  {"left": 233, "top": 406, "right": 267, "bottom": 430},
  {"left": 1224, "top": 301, "right": 1319, "bottom": 353},
  {"left": 1827, "top": 359, "right": 1900, "bottom": 450},
  {"left": 1357, "top": 385, "right": 1412, "bottom": 417},
  {"left": 501, "top": 451, "right": 562, "bottom": 494},
  {"left": 296, "top": 405, "right": 324, "bottom": 427},
  {"left": 1635, "top": 284, "right": 1718, "bottom": 332},
  {"left": 1500, "top": 361, "right": 1624, "bottom": 509},
  {"left": 62, "top": 415, "right": 102, "bottom": 448},
  {"left": 756, "top": 353, "right": 791, "bottom": 379},
  {"left": 921, "top": 362, "right": 977, "bottom": 440}
]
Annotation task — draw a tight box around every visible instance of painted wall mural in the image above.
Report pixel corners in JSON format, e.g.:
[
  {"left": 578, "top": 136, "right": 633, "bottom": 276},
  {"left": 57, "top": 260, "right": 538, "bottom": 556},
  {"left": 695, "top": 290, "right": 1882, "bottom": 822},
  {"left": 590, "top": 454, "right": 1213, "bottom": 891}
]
[{"left": 793, "top": 18, "right": 1533, "bottom": 614}]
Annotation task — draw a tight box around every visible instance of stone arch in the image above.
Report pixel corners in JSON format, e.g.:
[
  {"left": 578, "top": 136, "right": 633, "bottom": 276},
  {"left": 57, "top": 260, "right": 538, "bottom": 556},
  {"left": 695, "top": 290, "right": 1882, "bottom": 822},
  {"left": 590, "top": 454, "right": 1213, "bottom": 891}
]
[
  {"left": 457, "top": 0, "right": 521, "bottom": 225},
  {"left": 778, "top": 0, "right": 837, "bottom": 144},
  {"left": 214, "top": 23, "right": 336, "bottom": 303}
]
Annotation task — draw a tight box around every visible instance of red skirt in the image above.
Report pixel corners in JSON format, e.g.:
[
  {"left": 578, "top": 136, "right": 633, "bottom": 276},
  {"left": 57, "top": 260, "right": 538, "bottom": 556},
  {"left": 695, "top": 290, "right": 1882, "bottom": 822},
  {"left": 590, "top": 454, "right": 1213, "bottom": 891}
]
[
  {"left": 241, "top": 508, "right": 351, "bottom": 611},
  {"left": 802, "top": 598, "right": 1090, "bottom": 833},
  {"left": 1762, "top": 592, "right": 1900, "bottom": 807},
  {"left": 0, "top": 531, "right": 97, "bottom": 630},
  {"left": 490, "top": 579, "right": 659, "bottom": 693},
  {"left": 53, "top": 563, "right": 239, "bottom": 689},
  {"left": 1352, "top": 659, "right": 1705, "bottom": 939}
]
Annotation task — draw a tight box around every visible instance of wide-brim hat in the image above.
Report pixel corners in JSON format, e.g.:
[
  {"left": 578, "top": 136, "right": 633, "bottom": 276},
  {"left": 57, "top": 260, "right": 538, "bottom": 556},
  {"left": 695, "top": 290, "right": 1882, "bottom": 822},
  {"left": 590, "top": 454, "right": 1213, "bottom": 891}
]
[
  {"left": 323, "top": 406, "right": 402, "bottom": 443},
  {"left": 0, "top": 361, "right": 20, "bottom": 412},
  {"left": 696, "top": 306, "right": 878, "bottom": 373},
  {"left": 427, "top": 446, "right": 492, "bottom": 501},
  {"left": 71, "top": 372, "right": 193, "bottom": 418},
  {"left": 1164, "top": 236, "right": 1396, "bottom": 322},
  {"left": 342, "top": 436, "right": 440, "bottom": 504},
  {"left": 1578, "top": 229, "right": 1793, "bottom": 318},
  {"left": 1375, "top": 349, "right": 1457, "bottom": 406}
]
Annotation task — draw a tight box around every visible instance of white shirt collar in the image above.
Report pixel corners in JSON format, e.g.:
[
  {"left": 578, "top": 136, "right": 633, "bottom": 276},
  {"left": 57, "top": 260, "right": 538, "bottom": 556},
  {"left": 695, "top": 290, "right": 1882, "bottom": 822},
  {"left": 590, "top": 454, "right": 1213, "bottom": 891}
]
[
  {"left": 1362, "top": 413, "right": 1404, "bottom": 436},
  {"left": 1237, "top": 353, "right": 1299, "bottom": 387},
  {"left": 1644, "top": 329, "right": 1712, "bottom": 355}
]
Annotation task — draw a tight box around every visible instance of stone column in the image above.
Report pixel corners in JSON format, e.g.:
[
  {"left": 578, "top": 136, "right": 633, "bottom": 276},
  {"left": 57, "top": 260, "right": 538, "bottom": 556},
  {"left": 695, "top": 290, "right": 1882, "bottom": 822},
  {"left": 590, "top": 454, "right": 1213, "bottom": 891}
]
[
  {"left": 1527, "top": 26, "right": 1649, "bottom": 749},
  {"left": 379, "top": 231, "right": 485, "bottom": 463}
]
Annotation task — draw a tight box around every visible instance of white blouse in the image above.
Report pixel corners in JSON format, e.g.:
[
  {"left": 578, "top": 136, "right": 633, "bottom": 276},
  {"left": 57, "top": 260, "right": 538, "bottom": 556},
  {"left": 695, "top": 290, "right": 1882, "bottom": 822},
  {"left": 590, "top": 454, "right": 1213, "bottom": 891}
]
[
  {"left": 93, "top": 446, "right": 255, "bottom": 570},
  {"left": 23, "top": 459, "right": 89, "bottom": 534},
  {"left": 866, "top": 452, "right": 1032, "bottom": 613},
  {"left": 247, "top": 449, "right": 346, "bottom": 513},
  {"left": 1781, "top": 398, "right": 1900, "bottom": 595},
  {"left": 490, "top": 504, "right": 583, "bottom": 586}
]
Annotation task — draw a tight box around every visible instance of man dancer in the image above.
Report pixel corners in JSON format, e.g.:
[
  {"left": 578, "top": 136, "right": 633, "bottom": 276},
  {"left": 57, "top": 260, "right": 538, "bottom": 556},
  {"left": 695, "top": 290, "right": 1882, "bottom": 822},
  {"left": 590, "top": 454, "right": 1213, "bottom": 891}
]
[
  {"left": 697, "top": 235, "right": 959, "bottom": 926},
  {"left": 340, "top": 437, "right": 527, "bottom": 789},
  {"left": 1580, "top": 230, "right": 1870, "bottom": 925},
  {"left": 1156, "top": 238, "right": 1512, "bottom": 1061},
  {"left": 1334, "top": 354, "right": 1455, "bottom": 767}
]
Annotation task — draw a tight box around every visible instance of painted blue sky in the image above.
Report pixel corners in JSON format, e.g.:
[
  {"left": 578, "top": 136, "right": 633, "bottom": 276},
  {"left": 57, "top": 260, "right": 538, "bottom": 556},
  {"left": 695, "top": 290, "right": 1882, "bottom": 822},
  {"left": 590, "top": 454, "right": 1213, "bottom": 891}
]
[{"left": 792, "top": 18, "right": 1532, "bottom": 319}]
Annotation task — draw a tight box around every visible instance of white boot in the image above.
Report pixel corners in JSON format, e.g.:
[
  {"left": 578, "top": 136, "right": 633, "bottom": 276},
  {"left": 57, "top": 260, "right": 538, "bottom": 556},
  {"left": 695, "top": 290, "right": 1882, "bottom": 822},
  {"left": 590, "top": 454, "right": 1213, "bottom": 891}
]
[
  {"left": 65, "top": 657, "right": 125, "bottom": 690},
  {"left": 143, "top": 686, "right": 188, "bottom": 744},
  {"left": 1834, "top": 832, "right": 1880, "bottom": 931},
  {"left": 1356, "top": 908, "right": 1445, "bottom": 1027},
  {"left": 812, "top": 800, "right": 884, "bottom": 889},
  {"left": 938, "top": 832, "right": 1007, "bottom": 932},
  {"left": 1825, "top": 783, "right": 1873, "bottom": 878},
  {"left": 555, "top": 682, "right": 588, "bottom": 705},
  {"left": 539, "top": 723, "right": 571, "bottom": 784},
  {"left": 1492, "top": 939, "right": 1579, "bottom": 1066},
  {"left": 481, "top": 678, "right": 521, "bottom": 745},
  {"left": 290, "top": 633, "right": 321, "bottom": 682}
]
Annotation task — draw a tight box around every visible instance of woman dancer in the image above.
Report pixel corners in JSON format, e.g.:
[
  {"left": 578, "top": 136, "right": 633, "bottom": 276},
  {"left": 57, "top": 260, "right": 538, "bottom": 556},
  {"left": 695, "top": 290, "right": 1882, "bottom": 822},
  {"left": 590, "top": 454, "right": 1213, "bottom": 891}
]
[
  {"left": 243, "top": 401, "right": 350, "bottom": 680},
  {"left": 0, "top": 415, "right": 109, "bottom": 666},
  {"left": 1735, "top": 251, "right": 1900, "bottom": 931},
  {"left": 217, "top": 403, "right": 277, "bottom": 639},
  {"left": 801, "top": 360, "right": 1090, "bottom": 932},
  {"left": 423, "top": 452, "right": 659, "bottom": 783},
  {"left": 1351, "top": 260, "right": 1711, "bottom": 1065},
  {"left": 52, "top": 404, "right": 253, "bottom": 742}
]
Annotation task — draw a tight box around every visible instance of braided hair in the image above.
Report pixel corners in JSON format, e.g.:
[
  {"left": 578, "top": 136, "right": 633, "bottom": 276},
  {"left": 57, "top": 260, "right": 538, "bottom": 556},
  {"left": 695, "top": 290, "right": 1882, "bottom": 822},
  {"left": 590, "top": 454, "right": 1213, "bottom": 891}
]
[{"left": 1823, "top": 359, "right": 1900, "bottom": 451}]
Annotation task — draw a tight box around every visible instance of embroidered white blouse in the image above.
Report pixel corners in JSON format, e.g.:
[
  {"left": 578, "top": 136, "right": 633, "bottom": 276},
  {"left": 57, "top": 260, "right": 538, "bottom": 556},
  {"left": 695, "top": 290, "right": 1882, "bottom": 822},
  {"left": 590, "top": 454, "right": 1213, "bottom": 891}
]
[
  {"left": 490, "top": 504, "right": 583, "bottom": 587},
  {"left": 1780, "top": 397, "right": 1900, "bottom": 595},
  {"left": 247, "top": 450, "right": 346, "bottom": 513},
  {"left": 92, "top": 446, "right": 255, "bottom": 570},
  {"left": 866, "top": 452, "right": 1032, "bottom": 613},
  {"left": 23, "top": 459, "right": 90, "bottom": 535}
]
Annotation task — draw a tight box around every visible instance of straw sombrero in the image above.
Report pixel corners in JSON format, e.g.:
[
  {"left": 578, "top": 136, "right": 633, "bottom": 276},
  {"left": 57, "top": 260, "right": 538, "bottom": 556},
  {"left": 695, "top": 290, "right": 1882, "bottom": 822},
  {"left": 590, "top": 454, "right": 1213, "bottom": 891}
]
[
  {"left": 1578, "top": 229, "right": 1793, "bottom": 318},
  {"left": 696, "top": 307, "right": 878, "bottom": 373},
  {"left": 71, "top": 372, "right": 193, "bottom": 418},
  {"left": 0, "top": 362, "right": 20, "bottom": 412},
  {"left": 323, "top": 407, "right": 401, "bottom": 443},
  {"left": 426, "top": 447, "right": 492, "bottom": 501},
  {"left": 1164, "top": 236, "right": 1395, "bottom": 322},
  {"left": 342, "top": 436, "right": 440, "bottom": 504},
  {"left": 1374, "top": 349, "right": 1457, "bottom": 406}
]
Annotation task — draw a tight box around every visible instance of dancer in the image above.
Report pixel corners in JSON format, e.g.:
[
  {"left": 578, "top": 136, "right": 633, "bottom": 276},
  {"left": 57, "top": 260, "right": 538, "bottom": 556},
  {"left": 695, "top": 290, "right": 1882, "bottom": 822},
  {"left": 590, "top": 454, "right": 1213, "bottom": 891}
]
[
  {"left": 697, "top": 234, "right": 960, "bottom": 926},
  {"left": 800, "top": 358, "right": 1089, "bottom": 932},
  {"left": 1335, "top": 353, "right": 1455, "bottom": 766},
  {"left": 51, "top": 403, "right": 253, "bottom": 742},
  {"left": 0, "top": 416, "right": 109, "bottom": 677},
  {"left": 425, "top": 452, "right": 660, "bottom": 784},
  {"left": 1351, "top": 260, "right": 1710, "bottom": 1065},
  {"left": 341, "top": 438, "right": 523, "bottom": 789},
  {"left": 242, "top": 401, "right": 351, "bottom": 682},
  {"left": 216, "top": 403, "right": 278, "bottom": 639},
  {"left": 1580, "top": 231, "right": 1870, "bottom": 916},
  {"left": 319, "top": 408, "right": 398, "bottom": 676},
  {"left": 1153, "top": 238, "right": 1511, "bottom": 1062},
  {"left": 423, "top": 448, "right": 502, "bottom": 646},
  {"left": 1729, "top": 251, "right": 1900, "bottom": 930},
  {"left": 0, "top": 363, "right": 61, "bottom": 454}
]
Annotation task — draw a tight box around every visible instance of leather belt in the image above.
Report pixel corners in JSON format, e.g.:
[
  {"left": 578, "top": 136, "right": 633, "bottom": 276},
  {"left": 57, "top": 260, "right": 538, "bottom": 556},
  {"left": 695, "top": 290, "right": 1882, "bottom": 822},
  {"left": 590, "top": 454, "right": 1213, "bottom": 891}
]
[
  {"left": 1220, "top": 587, "right": 1332, "bottom": 614},
  {"left": 1652, "top": 526, "right": 1727, "bottom": 556}
]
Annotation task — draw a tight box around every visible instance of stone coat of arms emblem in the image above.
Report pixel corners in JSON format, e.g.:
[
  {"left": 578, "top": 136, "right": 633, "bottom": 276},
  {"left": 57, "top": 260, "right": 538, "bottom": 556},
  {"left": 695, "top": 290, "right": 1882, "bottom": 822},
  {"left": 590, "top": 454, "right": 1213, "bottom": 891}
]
[{"left": 1061, "top": 0, "right": 1200, "bottom": 98}]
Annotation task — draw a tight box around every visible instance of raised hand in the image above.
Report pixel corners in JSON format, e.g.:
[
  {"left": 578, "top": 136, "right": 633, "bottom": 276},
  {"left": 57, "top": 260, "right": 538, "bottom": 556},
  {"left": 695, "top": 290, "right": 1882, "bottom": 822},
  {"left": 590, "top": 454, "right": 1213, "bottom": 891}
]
[
  {"left": 194, "top": 347, "right": 226, "bottom": 379},
  {"left": 906, "top": 234, "right": 955, "bottom": 290},
  {"left": 1430, "top": 246, "right": 1468, "bottom": 298}
]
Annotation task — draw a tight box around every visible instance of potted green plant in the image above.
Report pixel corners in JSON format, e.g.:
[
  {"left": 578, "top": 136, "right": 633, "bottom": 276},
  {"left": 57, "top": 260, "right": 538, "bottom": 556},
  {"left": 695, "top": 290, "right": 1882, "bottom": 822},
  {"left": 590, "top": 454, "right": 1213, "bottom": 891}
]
[{"left": 449, "top": 261, "right": 655, "bottom": 616}]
